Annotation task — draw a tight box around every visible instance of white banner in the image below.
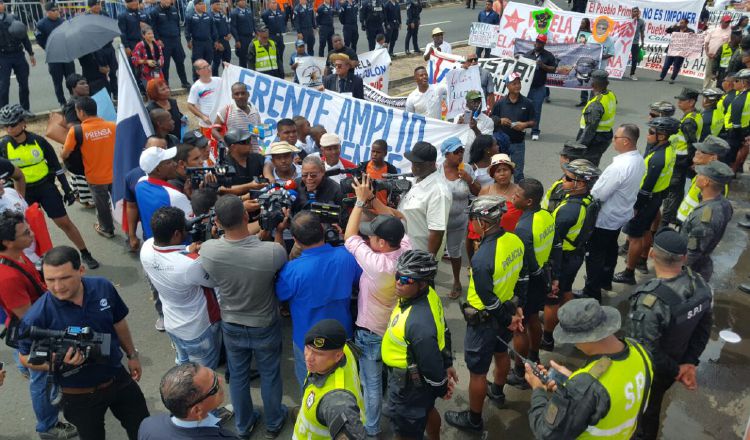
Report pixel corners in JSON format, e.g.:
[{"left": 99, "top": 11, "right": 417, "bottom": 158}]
[
  {"left": 477, "top": 56, "right": 536, "bottom": 97},
  {"left": 667, "top": 32, "right": 705, "bottom": 58},
  {"left": 469, "top": 22, "right": 502, "bottom": 48},
  {"left": 444, "top": 66, "right": 484, "bottom": 119},
  {"left": 212, "top": 64, "right": 470, "bottom": 172},
  {"left": 295, "top": 56, "right": 326, "bottom": 87},
  {"left": 427, "top": 49, "right": 466, "bottom": 84},
  {"left": 706, "top": 7, "right": 750, "bottom": 27},
  {"left": 355, "top": 48, "right": 392, "bottom": 94}
]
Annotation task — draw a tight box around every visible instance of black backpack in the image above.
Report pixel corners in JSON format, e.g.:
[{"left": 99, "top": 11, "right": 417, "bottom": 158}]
[
  {"left": 564, "top": 196, "right": 601, "bottom": 250},
  {"left": 63, "top": 125, "right": 85, "bottom": 175}
]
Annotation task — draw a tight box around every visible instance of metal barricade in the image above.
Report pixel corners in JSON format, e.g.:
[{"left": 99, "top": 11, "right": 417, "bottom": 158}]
[{"left": 8, "top": 0, "right": 126, "bottom": 31}]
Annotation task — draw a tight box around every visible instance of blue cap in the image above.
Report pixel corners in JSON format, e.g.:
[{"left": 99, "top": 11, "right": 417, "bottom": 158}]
[
  {"left": 441, "top": 137, "right": 464, "bottom": 154},
  {"left": 295, "top": 40, "right": 305, "bottom": 47}
]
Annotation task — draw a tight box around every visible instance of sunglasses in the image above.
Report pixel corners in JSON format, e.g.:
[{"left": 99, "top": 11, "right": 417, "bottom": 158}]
[
  {"left": 563, "top": 175, "right": 580, "bottom": 182},
  {"left": 189, "top": 372, "right": 219, "bottom": 407},
  {"left": 301, "top": 173, "right": 320, "bottom": 179},
  {"left": 395, "top": 273, "right": 415, "bottom": 285}
]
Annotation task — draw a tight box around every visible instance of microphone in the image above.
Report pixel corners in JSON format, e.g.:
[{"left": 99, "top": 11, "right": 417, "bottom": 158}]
[
  {"left": 283, "top": 179, "right": 297, "bottom": 190},
  {"left": 383, "top": 172, "right": 413, "bottom": 178}
]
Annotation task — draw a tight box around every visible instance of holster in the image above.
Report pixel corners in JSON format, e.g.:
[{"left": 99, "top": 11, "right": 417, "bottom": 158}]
[{"left": 461, "top": 303, "right": 491, "bottom": 326}]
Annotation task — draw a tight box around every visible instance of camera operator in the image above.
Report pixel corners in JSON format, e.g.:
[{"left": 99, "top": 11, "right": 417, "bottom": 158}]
[
  {"left": 217, "top": 128, "right": 266, "bottom": 197},
  {"left": 318, "top": 133, "right": 357, "bottom": 184},
  {"left": 17, "top": 246, "right": 149, "bottom": 440},
  {"left": 197, "top": 195, "right": 288, "bottom": 438},
  {"left": 170, "top": 143, "right": 217, "bottom": 197},
  {"left": 292, "top": 155, "right": 343, "bottom": 213}
]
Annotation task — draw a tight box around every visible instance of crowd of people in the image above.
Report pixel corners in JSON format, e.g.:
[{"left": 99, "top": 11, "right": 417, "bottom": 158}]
[{"left": 0, "top": 0, "right": 747, "bottom": 440}]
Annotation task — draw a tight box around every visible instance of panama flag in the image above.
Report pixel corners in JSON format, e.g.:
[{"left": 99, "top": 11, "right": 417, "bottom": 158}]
[{"left": 112, "top": 45, "right": 153, "bottom": 231}]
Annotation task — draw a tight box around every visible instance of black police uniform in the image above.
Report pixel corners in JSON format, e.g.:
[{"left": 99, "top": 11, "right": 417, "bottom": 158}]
[
  {"left": 86, "top": 10, "right": 118, "bottom": 98},
  {"left": 185, "top": 10, "right": 217, "bottom": 76},
  {"left": 404, "top": 0, "right": 421, "bottom": 53},
  {"left": 550, "top": 194, "right": 590, "bottom": 294},
  {"left": 316, "top": 2, "right": 335, "bottom": 57},
  {"left": 338, "top": 0, "right": 359, "bottom": 50},
  {"left": 360, "top": 0, "right": 385, "bottom": 51},
  {"left": 0, "top": 12, "right": 33, "bottom": 111},
  {"left": 661, "top": 114, "right": 700, "bottom": 227},
  {"left": 294, "top": 3, "right": 317, "bottom": 56},
  {"left": 211, "top": 7, "right": 232, "bottom": 76},
  {"left": 230, "top": 6, "right": 255, "bottom": 69},
  {"left": 384, "top": 0, "right": 401, "bottom": 56},
  {"left": 118, "top": 6, "right": 150, "bottom": 51},
  {"left": 150, "top": 3, "right": 189, "bottom": 87},
  {"left": 628, "top": 266, "right": 712, "bottom": 439},
  {"left": 262, "top": 6, "right": 287, "bottom": 74},
  {"left": 35, "top": 16, "right": 75, "bottom": 107}
]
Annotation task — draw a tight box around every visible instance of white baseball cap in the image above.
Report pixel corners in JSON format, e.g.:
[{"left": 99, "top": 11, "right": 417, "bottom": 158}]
[
  {"left": 320, "top": 133, "right": 341, "bottom": 147},
  {"left": 140, "top": 146, "right": 177, "bottom": 174}
]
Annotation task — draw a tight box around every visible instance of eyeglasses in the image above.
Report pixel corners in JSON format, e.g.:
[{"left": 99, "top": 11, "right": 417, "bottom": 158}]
[
  {"left": 196, "top": 65, "right": 210, "bottom": 71},
  {"left": 395, "top": 273, "right": 415, "bottom": 285},
  {"left": 563, "top": 175, "right": 580, "bottom": 182},
  {"left": 188, "top": 372, "right": 220, "bottom": 408},
  {"left": 334, "top": 63, "right": 347, "bottom": 68},
  {"left": 301, "top": 173, "right": 320, "bottom": 179}
]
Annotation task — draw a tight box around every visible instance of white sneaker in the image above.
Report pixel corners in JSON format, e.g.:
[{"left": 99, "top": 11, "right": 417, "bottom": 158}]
[
  {"left": 155, "top": 316, "right": 165, "bottom": 332},
  {"left": 630, "top": 75, "right": 638, "bottom": 81},
  {"left": 38, "top": 421, "right": 77, "bottom": 440},
  {"left": 532, "top": 134, "right": 539, "bottom": 141}
]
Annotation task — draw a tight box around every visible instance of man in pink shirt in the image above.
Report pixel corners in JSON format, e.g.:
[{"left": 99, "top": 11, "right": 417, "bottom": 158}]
[
  {"left": 703, "top": 15, "right": 733, "bottom": 88},
  {"left": 344, "top": 177, "right": 412, "bottom": 438}
]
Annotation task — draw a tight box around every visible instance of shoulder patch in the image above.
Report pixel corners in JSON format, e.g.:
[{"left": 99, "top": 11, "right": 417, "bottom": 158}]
[
  {"left": 641, "top": 294, "right": 657, "bottom": 308},
  {"left": 545, "top": 402, "right": 559, "bottom": 425},
  {"left": 700, "top": 206, "right": 712, "bottom": 223}
]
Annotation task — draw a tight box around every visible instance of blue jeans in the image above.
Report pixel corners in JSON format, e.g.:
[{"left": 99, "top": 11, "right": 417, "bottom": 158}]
[
  {"left": 222, "top": 320, "right": 287, "bottom": 435},
  {"left": 527, "top": 86, "right": 546, "bottom": 135},
  {"left": 169, "top": 321, "right": 223, "bottom": 369},
  {"left": 293, "top": 343, "right": 307, "bottom": 387},
  {"left": 507, "top": 142, "right": 526, "bottom": 182},
  {"left": 355, "top": 329, "right": 384, "bottom": 436},
  {"left": 15, "top": 351, "right": 59, "bottom": 432}
]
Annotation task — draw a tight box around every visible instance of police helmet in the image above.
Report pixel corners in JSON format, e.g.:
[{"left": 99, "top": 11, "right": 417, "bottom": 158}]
[
  {"left": 736, "top": 68, "right": 750, "bottom": 80},
  {"left": 0, "top": 104, "right": 26, "bottom": 127},
  {"left": 648, "top": 101, "right": 675, "bottom": 117},
  {"left": 647, "top": 116, "right": 681, "bottom": 135},
  {"left": 8, "top": 20, "right": 27, "bottom": 41},
  {"left": 701, "top": 88, "right": 724, "bottom": 101},
  {"left": 395, "top": 250, "right": 438, "bottom": 281},
  {"left": 562, "top": 159, "right": 601, "bottom": 183},
  {"left": 469, "top": 195, "right": 507, "bottom": 223}
]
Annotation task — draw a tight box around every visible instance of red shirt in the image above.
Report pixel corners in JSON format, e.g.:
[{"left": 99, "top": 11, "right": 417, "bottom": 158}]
[{"left": 0, "top": 254, "right": 45, "bottom": 326}]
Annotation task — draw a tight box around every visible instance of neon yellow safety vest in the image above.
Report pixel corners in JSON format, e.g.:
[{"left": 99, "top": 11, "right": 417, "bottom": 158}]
[
  {"left": 571, "top": 340, "right": 653, "bottom": 440},
  {"left": 553, "top": 195, "right": 592, "bottom": 252},
  {"left": 641, "top": 142, "right": 676, "bottom": 194},
  {"left": 672, "top": 111, "right": 703, "bottom": 156},
  {"left": 705, "top": 107, "right": 724, "bottom": 137},
  {"left": 465, "top": 232, "right": 524, "bottom": 310},
  {"left": 579, "top": 90, "right": 617, "bottom": 132},
  {"left": 723, "top": 89, "right": 750, "bottom": 130},
  {"left": 677, "top": 175, "right": 729, "bottom": 223},
  {"left": 253, "top": 39, "right": 278, "bottom": 72},
  {"left": 717, "top": 90, "right": 736, "bottom": 115},
  {"left": 6, "top": 139, "right": 49, "bottom": 184},
  {"left": 293, "top": 345, "right": 366, "bottom": 440},
  {"left": 719, "top": 43, "right": 734, "bottom": 68},
  {"left": 531, "top": 209, "right": 555, "bottom": 268},
  {"left": 381, "top": 287, "right": 446, "bottom": 369},
  {"left": 541, "top": 178, "right": 564, "bottom": 212}
]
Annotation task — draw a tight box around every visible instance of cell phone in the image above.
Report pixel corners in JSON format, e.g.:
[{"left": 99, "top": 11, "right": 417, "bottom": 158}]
[
  {"left": 463, "top": 110, "right": 472, "bottom": 124},
  {"left": 547, "top": 368, "right": 569, "bottom": 385},
  {"left": 0, "top": 361, "right": 4, "bottom": 370}
]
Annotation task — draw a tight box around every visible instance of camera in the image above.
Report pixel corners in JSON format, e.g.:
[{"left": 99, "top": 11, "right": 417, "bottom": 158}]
[
  {"left": 327, "top": 165, "right": 365, "bottom": 195},
  {"left": 26, "top": 326, "right": 111, "bottom": 368},
  {"left": 257, "top": 184, "right": 296, "bottom": 231},
  {"left": 185, "top": 141, "right": 239, "bottom": 189},
  {"left": 372, "top": 173, "right": 413, "bottom": 207},
  {"left": 187, "top": 208, "right": 221, "bottom": 243},
  {"left": 307, "top": 202, "right": 344, "bottom": 246}
]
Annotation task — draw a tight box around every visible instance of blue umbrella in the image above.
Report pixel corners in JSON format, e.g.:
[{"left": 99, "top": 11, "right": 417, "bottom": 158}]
[{"left": 45, "top": 14, "right": 121, "bottom": 64}]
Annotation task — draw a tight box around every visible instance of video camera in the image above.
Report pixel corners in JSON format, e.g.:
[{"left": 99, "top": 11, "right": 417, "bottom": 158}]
[
  {"left": 373, "top": 173, "right": 413, "bottom": 207},
  {"left": 26, "top": 326, "right": 111, "bottom": 368},
  {"left": 185, "top": 141, "right": 237, "bottom": 188},
  {"left": 307, "top": 202, "right": 344, "bottom": 246},
  {"left": 186, "top": 208, "right": 221, "bottom": 243},
  {"left": 326, "top": 165, "right": 365, "bottom": 195},
  {"left": 255, "top": 183, "right": 298, "bottom": 231}
]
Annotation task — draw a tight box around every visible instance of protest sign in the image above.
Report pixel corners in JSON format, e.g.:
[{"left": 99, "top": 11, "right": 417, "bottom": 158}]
[
  {"left": 514, "top": 39, "right": 603, "bottom": 89},
  {"left": 495, "top": 2, "right": 634, "bottom": 78},
  {"left": 364, "top": 84, "right": 407, "bottom": 109},
  {"left": 469, "top": 22, "right": 501, "bottom": 48},
  {"left": 427, "top": 49, "right": 465, "bottom": 84},
  {"left": 477, "top": 56, "right": 536, "bottom": 97},
  {"left": 295, "top": 56, "right": 326, "bottom": 87},
  {"left": 444, "top": 66, "right": 484, "bottom": 119},
  {"left": 667, "top": 32, "right": 705, "bottom": 58},
  {"left": 213, "top": 64, "right": 469, "bottom": 172},
  {"left": 355, "top": 48, "right": 392, "bottom": 93},
  {"left": 706, "top": 7, "right": 750, "bottom": 27}
]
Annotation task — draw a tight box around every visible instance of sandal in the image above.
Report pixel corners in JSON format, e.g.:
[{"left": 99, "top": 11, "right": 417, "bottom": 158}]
[{"left": 448, "top": 285, "right": 462, "bottom": 300}]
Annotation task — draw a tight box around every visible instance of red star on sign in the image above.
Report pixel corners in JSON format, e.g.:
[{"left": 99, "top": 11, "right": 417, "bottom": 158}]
[{"left": 503, "top": 8, "right": 524, "bottom": 32}]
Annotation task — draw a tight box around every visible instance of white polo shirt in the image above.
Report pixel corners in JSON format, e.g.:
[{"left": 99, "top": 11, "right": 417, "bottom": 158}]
[
  {"left": 398, "top": 170, "right": 452, "bottom": 256},
  {"left": 591, "top": 149, "right": 646, "bottom": 230}
]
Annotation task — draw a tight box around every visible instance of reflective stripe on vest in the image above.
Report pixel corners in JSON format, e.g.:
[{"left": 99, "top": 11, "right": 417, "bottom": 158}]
[
  {"left": 579, "top": 91, "right": 617, "bottom": 131},
  {"left": 572, "top": 340, "right": 654, "bottom": 440},
  {"left": 641, "top": 142, "right": 675, "bottom": 194},
  {"left": 6, "top": 139, "right": 49, "bottom": 184},
  {"left": 672, "top": 111, "right": 703, "bottom": 156},
  {"left": 532, "top": 209, "right": 554, "bottom": 268},
  {"left": 719, "top": 43, "right": 733, "bottom": 68},
  {"left": 723, "top": 89, "right": 750, "bottom": 130},
  {"left": 677, "top": 175, "right": 729, "bottom": 222},
  {"left": 552, "top": 196, "right": 591, "bottom": 252},
  {"left": 253, "top": 39, "right": 278, "bottom": 72},
  {"left": 465, "top": 232, "right": 524, "bottom": 310},
  {"left": 293, "top": 345, "right": 366, "bottom": 440},
  {"left": 381, "top": 287, "right": 446, "bottom": 369},
  {"left": 541, "top": 178, "right": 564, "bottom": 212}
]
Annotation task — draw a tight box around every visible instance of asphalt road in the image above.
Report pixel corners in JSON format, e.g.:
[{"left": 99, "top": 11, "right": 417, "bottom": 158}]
[{"left": 1, "top": 3, "right": 750, "bottom": 439}]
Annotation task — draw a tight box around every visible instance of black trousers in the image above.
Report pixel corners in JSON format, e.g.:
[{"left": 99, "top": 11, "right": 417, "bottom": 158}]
[
  {"left": 319, "top": 25, "right": 334, "bottom": 57},
  {"left": 191, "top": 40, "right": 214, "bottom": 79},
  {"left": 97, "top": 45, "right": 118, "bottom": 98},
  {"left": 475, "top": 47, "right": 491, "bottom": 58},
  {"left": 48, "top": 62, "right": 76, "bottom": 106},
  {"left": 366, "top": 25, "right": 384, "bottom": 51},
  {"left": 61, "top": 368, "right": 149, "bottom": 440},
  {"left": 344, "top": 24, "right": 359, "bottom": 50},
  {"left": 161, "top": 37, "right": 188, "bottom": 86},
  {"left": 212, "top": 39, "right": 232, "bottom": 76},
  {"left": 660, "top": 55, "right": 685, "bottom": 80},
  {"left": 584, "top": 227, "right": 621, "bottom": 301},
  {"left": 576, "top": 129, "right": 613, "bottom": 166},
  {"left": 630, "top": 43, "right": 641, "bottom": 76},
  {"left": 271, "top": 33, "right": 286, "bottom": 76},
  {"left": 405, "top": 23, "right": 418, "bottom": 52},
  {"left": 386, "top": 22, "right": 399, "bottom": 55},
  {"left": 635, "top": 373, "right": 675, "bottom": 440},
  {"left": 0, "top": 52, "right": 30, "bottom": 110},
  {"left": 301, "top": 28, "right": 316, "bottom": 56}
]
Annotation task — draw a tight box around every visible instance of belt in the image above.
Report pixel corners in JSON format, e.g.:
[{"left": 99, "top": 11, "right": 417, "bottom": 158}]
[{"left": 62, "top": 378, "right": 114, "bottom": 395}]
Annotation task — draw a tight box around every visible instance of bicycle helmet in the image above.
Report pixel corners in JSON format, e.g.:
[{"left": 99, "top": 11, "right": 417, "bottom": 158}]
[
  {"left": 0, "top": 104, "right": 26, "bottom": 127},
  {"left": 736, "top": 68, "right": 750, "bottom": 80},
  {"left": 701, "top": 88, "right": 724, "bottom": 101},
  {"left": 647, "top": 116, "right": 681, "bottom": 135},
  {"left": 648, "top": 101, "right": 675, "bottom": 117},
  {"left": 396, "top": 250, "right": 438, "bottom": 281},
  {"left": 562, "top": 159, "right": 601, "bottom": 183},
  {"left": 469, "top": 195, "right": 507, "bottom": 223}
]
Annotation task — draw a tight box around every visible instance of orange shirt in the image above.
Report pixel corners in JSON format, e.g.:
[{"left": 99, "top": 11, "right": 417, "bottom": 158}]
[
  {"left": 366, "top": 161, "right": 390, "bottom": 205},
  {"left": 63, "top": 117, "right": 116, "bottom": 185}
]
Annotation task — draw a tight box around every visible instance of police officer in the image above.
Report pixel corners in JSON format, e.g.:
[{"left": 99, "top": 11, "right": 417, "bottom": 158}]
[
  {"left": 384, "top": 0, "right": 401, "bottom": 56},
  {"left": 119, "top": 0, "right": 150, "bottom": 54},
  {"left": 294, "top": 0, "right": 317, "bottom": 56},
  {"left": 648, "top": 100, "right": 675, "bottom": 119},
  {"left": 528, "top": 298, "right": 654, "bottom": 439},
  {"left": 209, "top": 0, "right": 231, "bottom": 76},
  {"left": 86, "top": 0, "right": 118, "bottom": 98},
  {"left": 700, "top": 88, "right": 725, "bottom": 140},
  {"left": 542, "top": 159, "right": 600, "bottom": 352},
  {"left": 230, "top": 0, "right": 254, "bottom": 69},
  {"left": 0, "top": 0, "right": 34, "bottom": 112},
  {"left": 150, "top": 0, "right": 190, "bottom": 89},
  {"left": 680, "top": 160, "right": 734, "bottom": 281},
  {"left": 444, "top": 196, "right": 524, "bottom": 432},
  {"left": 677, "top": 135, "right": 729, "bottom": 226},
  {"left": 293, "top": 319, "right": 366, "bottom": 439},
  {"left": 316, "top": 0, "right": 334, "bottom": 57},
  {"left": 338, "top": 0, "right": 359, "bottom": 50},
  {"left": 613, "top": 117, "right": 679, "bottom": 286},
  {"left": 541, "top": 141, "right": 587, "bottom": 212},
  {"left": 662, "top": 87, "right": 703, "bottom": 228},
  {"left": 576, "top": 69, "right": 617, "bottom": 166},
  {"left": 382, "top": 250, "right": 455, "bottom": 440},
  {"left": 506, "top": 179, "right": 554, "bottom": 389},
  {"left": 185, "top": 0, "right": 217, "bottom": 79},
  {"left": 404, "top": 0, "right": 421, "bottom": 54},
  {"left": 715, "top": 30, "right": 741, "bottom": 87},
  {"left": 360, "top": 0, "right": 385, "bottom": 51},
  {"left": 35, "top": 3, "right": 75, "bottom": 108},
  {"left": 262, "top": 0, "right": 287, "bottom": 76},
  {"left": 628, "top": 228, "right": 712, "bottom": 440},
  {"left": 248, "top": 27, "right": 283, "bottom": 79},
  {"left": 722, "top": 68, "right": 750, "bottom": 172}
]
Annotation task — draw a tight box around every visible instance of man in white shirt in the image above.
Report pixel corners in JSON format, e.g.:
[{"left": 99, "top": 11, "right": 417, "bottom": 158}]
[
  {"left": 405, "top": 66, "right": 447, "bottom": 120},
  {"left": 582, "top": 123, "right": 645, "bottom": 301},
  {"left": 187, "top": 59, "right": 223, "bottom": 129},
  {"left": 422, "top": 27, "right": 452, "bottom": 61},
  {"left": 703, "top": 15, "right": 733, "bottom": 88},
  {"left": 318, "top": 133, "right": 357, "bottom": 183},
  {"left": 457, "top": 90, "right": 494, "bottom": 162},
  {"left": 140, "top": 206, "right": 222, "bottom": 368}
]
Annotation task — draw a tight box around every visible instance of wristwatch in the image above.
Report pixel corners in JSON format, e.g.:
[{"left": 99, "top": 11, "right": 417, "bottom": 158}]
[
  {"left": 355, "top": 200, "right": 367, "bottom": 208},
  {"left": 126, "top": 349, "right": 140, "bottom": 360}
]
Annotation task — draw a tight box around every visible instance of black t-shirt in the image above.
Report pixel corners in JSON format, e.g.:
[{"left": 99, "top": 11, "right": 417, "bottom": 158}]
[
  {"left": 227, "top": 153, "right": 264, "bottom": 185},
  {"left": 524, "top": 48, "right": 557, "bottom": 88},
  {"left": 0, "top": 157, "right": 15, "bottom": 180},
  {"left": 62, "top": 99, "right": 80, "bottom": 125},
  {"left": 491, "top": 95, "right": 536, "bottom": 143}
]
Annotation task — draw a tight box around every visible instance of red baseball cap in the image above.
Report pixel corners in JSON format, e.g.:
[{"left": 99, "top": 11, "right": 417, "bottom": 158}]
[
  {"left": 536, "top": 34, "right": 548, "bottom": 43},
  {"left": 722, "top": 15, "right": 732, "bottom": 22}
]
